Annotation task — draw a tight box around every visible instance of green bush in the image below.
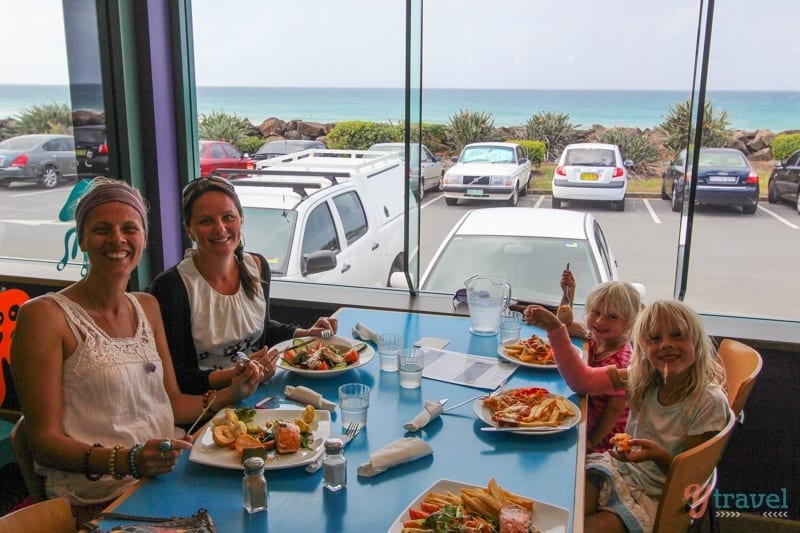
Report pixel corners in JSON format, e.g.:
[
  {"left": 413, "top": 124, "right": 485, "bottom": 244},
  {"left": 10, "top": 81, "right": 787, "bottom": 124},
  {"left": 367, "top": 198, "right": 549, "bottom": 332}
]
[
  {"left": 524, "top": 112, "right": 581, "bottom": 162},
  {"left": 448, "top": 109, "right": 498, "bottom": 151},
  {"left": 326, "top": 121, "right": 400, "bottom": 149},
  {"left": 771, "top": 133, "right": 800, "bottom": 161},
  {"left": 393, "top": 122, "right": 448, "bottom": 152},
  {"left": 513, "top": 140, "right": 546, "bottom": 167},
  {"left": 13, "top": 103, "right": 72, "bottom": 135},
  {"left": 592, "top": 128, "right": 660, "bottom": 177},
  {"left": 198, "top": 111, "right": 252, "bottom": 145},
  {"left": 657, "top": 99, "right": 731, "bottom": 153},
  {"left": 237, "top": 135, "right": 265, "bottom": 156}
]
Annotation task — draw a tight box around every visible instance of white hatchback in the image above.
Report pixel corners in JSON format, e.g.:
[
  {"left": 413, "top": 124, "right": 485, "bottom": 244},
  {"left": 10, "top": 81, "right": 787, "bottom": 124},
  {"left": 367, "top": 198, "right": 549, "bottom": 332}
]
[{"left": 551, "top": 143, "right": 633, "bottom": 211}]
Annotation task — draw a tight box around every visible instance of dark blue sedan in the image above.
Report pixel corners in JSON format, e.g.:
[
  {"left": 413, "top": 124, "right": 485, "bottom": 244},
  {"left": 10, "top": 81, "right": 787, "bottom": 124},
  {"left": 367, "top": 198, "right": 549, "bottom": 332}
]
[{"left": 662, "top": 147, "right": 759, "bottom": 214}]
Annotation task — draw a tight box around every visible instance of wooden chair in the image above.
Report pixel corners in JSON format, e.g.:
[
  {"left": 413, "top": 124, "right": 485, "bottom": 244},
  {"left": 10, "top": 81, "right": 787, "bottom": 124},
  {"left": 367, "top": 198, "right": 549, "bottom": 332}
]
[
  {"left": 717, "top": 338, "right": 763, "bottom": 421},
  {"left": 0, "top": 496, "right": 75, "bottom": 533},
  {"left": 11, "top": 416, "right": 48, "bottom": 503},
  {"left": 652, "top": 414, "right": 736, "bottom": 533}
]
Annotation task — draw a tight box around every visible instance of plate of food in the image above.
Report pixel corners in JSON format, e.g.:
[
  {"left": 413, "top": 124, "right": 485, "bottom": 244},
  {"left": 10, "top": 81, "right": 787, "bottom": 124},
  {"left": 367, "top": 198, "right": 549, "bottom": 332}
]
[
  {"left": 497, "top": 334, "right": 557, "bottom": 369},
  {"left": 387, "top": 478, "right": 569, "bottom": 533},
  {"left": 473, "top": 387, "right": 580, "bottom": 435},
  {"left": 189, "top": 406, "right": 330, "bottom": 470},
  {"left": 275, "top": 336, "right": 375, "bottom": 378}
]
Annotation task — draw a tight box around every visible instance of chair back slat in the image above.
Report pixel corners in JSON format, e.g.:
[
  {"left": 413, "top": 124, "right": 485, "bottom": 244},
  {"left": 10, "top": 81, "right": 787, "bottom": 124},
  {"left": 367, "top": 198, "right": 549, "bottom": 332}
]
[
  {"left": 0, "top": 496, "right": 75, "bottom": 533},
  {"left": 717, "top": 339, "right": 763, "bottom": 418}
]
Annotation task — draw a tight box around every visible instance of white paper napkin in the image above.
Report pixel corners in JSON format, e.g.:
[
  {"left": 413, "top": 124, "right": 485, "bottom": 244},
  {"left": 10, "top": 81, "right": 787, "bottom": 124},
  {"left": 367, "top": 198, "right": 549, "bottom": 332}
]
[
  {"left": 357, "top": 437, "right": 433, "bottom": 477},
  {"left": 284, "top": 385, "right": 337, "bottom": 411},
  {"left": 351, "top": 321, "right": 380, "bottom": 343},
  {"left": 403, "top": 400, "right": 445, "bottom": 432}
]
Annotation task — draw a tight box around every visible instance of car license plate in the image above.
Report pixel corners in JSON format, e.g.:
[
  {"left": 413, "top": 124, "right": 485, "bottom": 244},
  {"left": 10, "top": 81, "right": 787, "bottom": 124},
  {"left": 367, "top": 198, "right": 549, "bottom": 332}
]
[
  {"left": 74, "top": 149, "right": 87, "bottom": 157},
  {"left": 580, "top": 173, "right": 598, "bottom": 181},
  {"left": 708, "top": 175, "right": 737, "bottom": 183},
  {"left": 466, "top": 189, "right": 483, "bottom": 196}
]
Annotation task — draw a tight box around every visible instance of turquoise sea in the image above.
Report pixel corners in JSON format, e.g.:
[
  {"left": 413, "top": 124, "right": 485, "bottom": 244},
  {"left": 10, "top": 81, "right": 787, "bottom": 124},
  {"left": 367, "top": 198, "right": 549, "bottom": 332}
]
[{"left": 1, "top": 84, "right": 797, "bottom": 132}]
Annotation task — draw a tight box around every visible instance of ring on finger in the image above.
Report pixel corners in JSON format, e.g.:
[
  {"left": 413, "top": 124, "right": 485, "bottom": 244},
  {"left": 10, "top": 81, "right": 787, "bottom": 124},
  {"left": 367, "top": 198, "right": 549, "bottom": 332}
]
[{"left": 157, "top": 439, "right": 173, "bottom": 453}]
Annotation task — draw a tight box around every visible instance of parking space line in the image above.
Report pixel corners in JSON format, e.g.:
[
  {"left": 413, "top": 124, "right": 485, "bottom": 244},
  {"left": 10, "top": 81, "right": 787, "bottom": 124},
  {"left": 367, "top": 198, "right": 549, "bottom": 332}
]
[
  {"left": 643, "top": 199, "right": 661, "bottom": 224},
  {"left": 758, "top": 205, "right": 799, "bottom": 229},
  {"left": 10, "top": 189, "right": 61, "bottom": 198},
  {"left": 533, "top": 195, "right": 545, "bottom": 208}
]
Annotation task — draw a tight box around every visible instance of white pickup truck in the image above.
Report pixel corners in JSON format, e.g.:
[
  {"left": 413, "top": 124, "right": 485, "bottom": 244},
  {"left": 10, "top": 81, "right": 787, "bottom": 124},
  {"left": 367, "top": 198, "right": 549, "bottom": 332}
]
[{"left": 230, "top": 149, "right": 406, "bottom": 287}]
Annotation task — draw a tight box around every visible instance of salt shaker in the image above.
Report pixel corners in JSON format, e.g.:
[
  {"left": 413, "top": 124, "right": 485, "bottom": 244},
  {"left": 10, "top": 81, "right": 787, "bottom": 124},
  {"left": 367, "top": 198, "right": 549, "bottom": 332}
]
[
  {"left": 242, "top": 456, "right": 268, "bottom": 513},
  {"left": 322, "top": 438, "right": 346, "bottom": 492}
]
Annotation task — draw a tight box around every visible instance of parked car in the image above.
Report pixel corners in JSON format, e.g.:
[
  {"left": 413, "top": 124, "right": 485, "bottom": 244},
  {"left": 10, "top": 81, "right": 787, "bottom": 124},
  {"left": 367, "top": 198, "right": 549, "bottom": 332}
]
[
  {"left": 551, "top": 142, "right": 632, "bottom": 211},
  {"left": 662, "top": 147, "right": 759, "bottom": 214},
  {"left": 199, "top": 140, "right": 253, "bottom": 178},
  {"left": 367, "top": 142, "right": 443, "bottom": 200},
  {"left": 252, "top": 139, "right": 326, "bottom": 162},
  {"left": 74, "top": 124, "right": 109, "bottom": 179},
  {"left": 392, "top": 207, "right": 634, "bottom": 306},
  {"left": 442, "top": 142, "right": 531, "bottom": 206},
  {"left": 767, "top": 149, "right": 800, "bottom": 214},
  {"left": 0, "top": 134, "right": 78, "bottom": 188}
]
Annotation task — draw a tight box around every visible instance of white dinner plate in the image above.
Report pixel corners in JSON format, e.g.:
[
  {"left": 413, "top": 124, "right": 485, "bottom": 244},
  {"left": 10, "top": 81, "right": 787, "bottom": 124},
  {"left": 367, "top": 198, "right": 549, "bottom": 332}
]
[
  {"left": 497, "top": 340, "right": 558, "bottom": 369},
  {"left": 473, "top": 393, "right": 580, "bottom": 435},
  {"left": 275, "top": 336, "right": 375, "bottom": 378},
  {"left": 386, "top": 479, "right": 569, "bottom": 533},
  {"left": 189, "top": 408, "right": 331, "bottom": 470}
]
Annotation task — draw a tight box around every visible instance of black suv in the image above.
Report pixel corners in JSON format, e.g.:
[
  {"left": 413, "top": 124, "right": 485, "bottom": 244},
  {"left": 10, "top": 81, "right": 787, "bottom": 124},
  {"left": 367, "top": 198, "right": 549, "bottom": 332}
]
[{"left": 74, "top": 125, "right": 109, "bottom": 178}]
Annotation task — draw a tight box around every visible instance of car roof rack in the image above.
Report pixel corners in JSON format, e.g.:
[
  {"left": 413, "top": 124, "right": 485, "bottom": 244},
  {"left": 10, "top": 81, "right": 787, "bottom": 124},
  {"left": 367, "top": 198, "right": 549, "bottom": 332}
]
[{"left": 213, "top": 171, "right": 338, "bottom": 199}]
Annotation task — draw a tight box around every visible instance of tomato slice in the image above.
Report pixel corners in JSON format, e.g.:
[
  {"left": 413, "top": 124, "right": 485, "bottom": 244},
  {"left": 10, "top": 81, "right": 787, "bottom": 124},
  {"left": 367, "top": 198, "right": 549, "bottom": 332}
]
[
  {"left": 283, "top": 349, "right": 296, "bottom": 363},
  {"left": 344, "top": 348, "right": 359, "bottom": 365},
  {"left": 408, "top": 508, "right": 430, "bottom": 520},
  {"left": 420, "top": 502, "right": 440, "bottom": 513},
  {"left": 317, "top": 361, "right": 330, "bottom": 371}
]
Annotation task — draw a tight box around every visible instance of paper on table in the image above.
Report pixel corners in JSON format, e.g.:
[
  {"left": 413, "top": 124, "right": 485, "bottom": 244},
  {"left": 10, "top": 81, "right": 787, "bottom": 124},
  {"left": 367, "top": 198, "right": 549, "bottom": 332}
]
[
  {"left": 419, "top": 347, "right": 517, "bottom": 390},
  {"left": 403, "top": 400, "right": 444, "bottom": 432},
  {"left": 357, "top": 437, "right": 433, "bottom": 477},
  {"left": 351, "top": 321, "right": 380, "bottom": 343},
  {"left": 284, "top": 385, "right": 337, "bottom": 411},
  {"left": 414, "top": 337, "right": 449, "bottom": 349}
]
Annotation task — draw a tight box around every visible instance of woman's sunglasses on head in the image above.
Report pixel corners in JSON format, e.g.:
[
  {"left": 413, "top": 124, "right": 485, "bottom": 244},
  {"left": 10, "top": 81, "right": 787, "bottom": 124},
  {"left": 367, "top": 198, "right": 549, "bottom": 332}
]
[{"left": 182, "top": 175, "right": 235, "bottom": 197}]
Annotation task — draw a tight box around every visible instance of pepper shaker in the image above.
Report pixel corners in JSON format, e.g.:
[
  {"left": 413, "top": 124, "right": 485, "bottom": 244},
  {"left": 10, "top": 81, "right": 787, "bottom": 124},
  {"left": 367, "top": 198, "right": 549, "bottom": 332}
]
[
  {"left": 322, "top": 438, "right": 346, "bottom": 492},
  {"left": 243, "top": 456, "right": 268, "bottom": 513}
]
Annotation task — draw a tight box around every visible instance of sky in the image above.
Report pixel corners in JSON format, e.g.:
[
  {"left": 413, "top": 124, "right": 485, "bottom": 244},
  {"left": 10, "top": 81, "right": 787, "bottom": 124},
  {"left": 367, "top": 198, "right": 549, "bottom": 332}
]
[{"left": 3, "top": 0, "right": 800, "bottom": 91}]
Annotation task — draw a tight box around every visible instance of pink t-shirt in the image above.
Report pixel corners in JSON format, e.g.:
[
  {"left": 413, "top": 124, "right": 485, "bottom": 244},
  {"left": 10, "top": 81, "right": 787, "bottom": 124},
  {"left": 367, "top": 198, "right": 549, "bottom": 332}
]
[{"left": 587, "top": 339, "right": 632, "bottom": 453}]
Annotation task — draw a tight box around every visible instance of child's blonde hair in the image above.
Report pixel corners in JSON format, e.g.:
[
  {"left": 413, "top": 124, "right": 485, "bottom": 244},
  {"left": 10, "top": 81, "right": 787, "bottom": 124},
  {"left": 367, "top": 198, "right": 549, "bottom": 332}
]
[
  {"left": 583, "top": 281, "right": 643, "bottom": 338},
  {"left": 627, "top": 299, "right": 725, "bottom": 412}
]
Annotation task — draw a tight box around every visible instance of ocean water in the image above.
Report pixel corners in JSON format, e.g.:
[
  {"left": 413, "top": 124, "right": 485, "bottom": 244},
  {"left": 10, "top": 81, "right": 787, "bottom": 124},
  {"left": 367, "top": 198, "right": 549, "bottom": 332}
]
[{"left": 1, "top": 84, "right": 797, "bottom": 132}]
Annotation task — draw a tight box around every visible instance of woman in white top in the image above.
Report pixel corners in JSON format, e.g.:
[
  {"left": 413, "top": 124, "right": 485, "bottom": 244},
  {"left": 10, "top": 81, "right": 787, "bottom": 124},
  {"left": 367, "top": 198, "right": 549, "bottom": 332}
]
[{"left": 11, "top": 178, "right": 260, "bottom": 524}]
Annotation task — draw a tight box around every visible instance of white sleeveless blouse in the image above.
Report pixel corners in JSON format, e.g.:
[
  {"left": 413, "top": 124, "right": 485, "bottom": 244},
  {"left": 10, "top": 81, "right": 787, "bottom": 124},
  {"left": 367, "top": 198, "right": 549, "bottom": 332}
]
[
  {"left": 41, "top": 293, "right": 174, "bottom": 505},
  {"left": 177, "top": 250, "right": 266, "bottom": 370}
]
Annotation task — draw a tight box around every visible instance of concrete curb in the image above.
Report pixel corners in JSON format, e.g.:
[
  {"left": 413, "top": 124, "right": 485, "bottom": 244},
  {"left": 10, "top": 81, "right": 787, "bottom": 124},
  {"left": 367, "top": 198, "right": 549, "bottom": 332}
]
[{"left": 529, "top": 189, "right": 660, "bottom": 198}]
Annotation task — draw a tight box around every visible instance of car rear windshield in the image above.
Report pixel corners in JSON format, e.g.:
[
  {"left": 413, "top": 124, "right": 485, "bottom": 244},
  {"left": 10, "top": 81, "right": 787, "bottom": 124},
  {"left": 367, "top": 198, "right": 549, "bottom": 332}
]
[
  {"left": 75, "top": 129, "right": 106, "bottom": 144},
  {"left": 422, "top": 235, "right": 600, "bottom": 304},
  {"left": 697, "top": 151, "right": 749, "bottom": 169},
  {"left": 564, "top": 148, "right": 616, "bottom": 167},
  {"left": 0, "top": 137, "right": 41, "bottom": 150}
]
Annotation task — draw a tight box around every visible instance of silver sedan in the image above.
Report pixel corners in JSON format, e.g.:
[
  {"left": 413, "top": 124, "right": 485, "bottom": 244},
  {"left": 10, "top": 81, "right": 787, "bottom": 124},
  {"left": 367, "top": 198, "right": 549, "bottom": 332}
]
[{"left": 0, "top": 134, "right": 78, "bottom": 188}]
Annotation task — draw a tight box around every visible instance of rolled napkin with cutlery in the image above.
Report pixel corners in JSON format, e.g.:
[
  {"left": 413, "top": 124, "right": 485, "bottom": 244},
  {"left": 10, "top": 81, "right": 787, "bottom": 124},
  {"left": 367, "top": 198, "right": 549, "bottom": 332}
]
[
  {"left": 357, "top": 437, "right": 433, "bottom": 478},
  {"left": 351, "top": 321, "right": 380, "bottom": 343},
  {"left": 284, "top": 385, "right": 337, "bottom": 411},
  {"left": 403, "top": 400, "right": 445, "bottom": 432}
]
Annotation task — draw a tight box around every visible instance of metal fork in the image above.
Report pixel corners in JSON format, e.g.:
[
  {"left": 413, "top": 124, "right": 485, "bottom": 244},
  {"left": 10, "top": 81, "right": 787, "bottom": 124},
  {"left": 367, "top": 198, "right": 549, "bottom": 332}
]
[
  {"left": 321, "top": 329, "right": 333, "bottom": 340},
  {"left": 340, "top": 420, "right": 361, "bottom": 446}
]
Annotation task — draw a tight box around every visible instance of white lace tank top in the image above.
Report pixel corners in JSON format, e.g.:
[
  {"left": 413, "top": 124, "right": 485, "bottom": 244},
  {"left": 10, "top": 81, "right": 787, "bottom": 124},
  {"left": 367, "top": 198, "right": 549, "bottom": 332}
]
[
  {"left": 177, "top": 250, "right": 266, "bottom": 370},
  {"left": 39, "top": 292, "right": 174, "bottom": 505}
]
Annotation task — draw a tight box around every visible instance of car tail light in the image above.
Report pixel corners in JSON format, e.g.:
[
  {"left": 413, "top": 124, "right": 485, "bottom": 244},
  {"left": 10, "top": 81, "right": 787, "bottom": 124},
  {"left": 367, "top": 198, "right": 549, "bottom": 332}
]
[
  {"left": 247, "top": 161, "right": 255, "bottom": 170},
  {"left": 746, "top": 170, "right": 759, "bottom": 184},
  {"left": 612, "top": 167, "right": 624, "bottom": 178},
  {"left": 11, "top": 154, "right": 28, "bottom": 167},
  {"left": 556, "top": 166, "right": 566, "bottom": 176},
  {"left": 98, "top": 142, "right": 108, "bottom": 155}
]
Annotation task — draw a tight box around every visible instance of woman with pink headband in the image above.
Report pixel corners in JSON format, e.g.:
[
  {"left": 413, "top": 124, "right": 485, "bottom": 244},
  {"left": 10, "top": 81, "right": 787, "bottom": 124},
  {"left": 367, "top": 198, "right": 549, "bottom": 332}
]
[{"left": 11, "top": 178, "right": 239, "bottom": 526}]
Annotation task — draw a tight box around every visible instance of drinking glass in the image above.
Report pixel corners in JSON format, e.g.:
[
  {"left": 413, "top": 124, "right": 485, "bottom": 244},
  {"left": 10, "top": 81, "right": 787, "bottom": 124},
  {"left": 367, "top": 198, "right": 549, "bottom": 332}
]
[
  {"left": 377, "top": 332, "right": 402, "bottom": 372},
  {"left": 338, "top": 383, "right": 370, "bottom": 430},
  {"left": 498, "top": 310, "right": 523, "bottom": 344},
  {"left": 398, "top": 348, "right": 425, "bottom": 389}
]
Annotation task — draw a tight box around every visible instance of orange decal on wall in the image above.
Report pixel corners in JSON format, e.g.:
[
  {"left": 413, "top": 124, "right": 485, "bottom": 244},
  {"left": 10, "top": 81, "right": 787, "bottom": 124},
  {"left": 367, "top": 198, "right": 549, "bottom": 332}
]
[{"left": 1, "top": 288, "right": 29, "bottom": 408}]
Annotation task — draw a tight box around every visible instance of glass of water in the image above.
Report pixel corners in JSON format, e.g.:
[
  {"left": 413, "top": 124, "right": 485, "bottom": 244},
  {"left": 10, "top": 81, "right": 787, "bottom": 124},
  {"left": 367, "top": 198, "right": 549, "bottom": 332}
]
[
  {"left": 338, "top": 383, "right": 370, "bottom": 430},
  {"left": 398, "top": 348, "right": 425, "bottom": 389}
]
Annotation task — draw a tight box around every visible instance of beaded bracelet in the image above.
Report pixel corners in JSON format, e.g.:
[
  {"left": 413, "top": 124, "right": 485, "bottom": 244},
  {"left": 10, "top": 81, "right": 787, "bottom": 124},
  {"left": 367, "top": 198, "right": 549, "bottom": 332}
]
[
  {"left": 109, "top": 444, "right": 125, "bottom": 480},
  {"left": 128, "top": 443, "right": 144, "bottom": 479},
  {"left": 83, "top": 443, "right": 103, "bottom": 481}
]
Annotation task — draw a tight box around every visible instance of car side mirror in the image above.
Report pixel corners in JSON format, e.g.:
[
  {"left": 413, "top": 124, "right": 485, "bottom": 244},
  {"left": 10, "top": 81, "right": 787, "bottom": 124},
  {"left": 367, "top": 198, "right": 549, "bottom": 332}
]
[
  {"left": 623, "top": 159, "right": 634, "bottom": 167},
  {"left": 451, "top": 157, "right": 459, "bottom": 163},
  {"left": 433, "top": 156, "right": 442, "bottom": 162},
  {"left": 519, "top": 157, "right": 528, "bottom": 164},
  {"left": 301, "top": 250, "right": 337, "bottom": 276}
]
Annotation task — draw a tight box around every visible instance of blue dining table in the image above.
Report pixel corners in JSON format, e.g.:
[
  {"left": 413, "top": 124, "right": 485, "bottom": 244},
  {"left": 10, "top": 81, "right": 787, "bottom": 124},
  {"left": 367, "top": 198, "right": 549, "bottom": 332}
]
[{"left": 98, "top": 307, "right": 586, "bottom": 532}]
